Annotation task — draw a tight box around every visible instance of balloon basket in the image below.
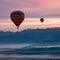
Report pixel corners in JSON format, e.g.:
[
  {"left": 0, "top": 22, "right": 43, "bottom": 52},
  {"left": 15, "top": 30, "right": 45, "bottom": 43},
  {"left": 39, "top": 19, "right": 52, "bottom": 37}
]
[{"left": 17, "top": 26, "right": 19, "bottom": 29}]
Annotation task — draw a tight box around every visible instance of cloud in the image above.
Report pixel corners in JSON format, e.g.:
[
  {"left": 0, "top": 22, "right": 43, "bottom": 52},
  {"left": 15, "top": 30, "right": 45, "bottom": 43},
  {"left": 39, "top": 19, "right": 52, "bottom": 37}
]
[{"left": 0, "top": 0, "right": 60, "bottom": 18}]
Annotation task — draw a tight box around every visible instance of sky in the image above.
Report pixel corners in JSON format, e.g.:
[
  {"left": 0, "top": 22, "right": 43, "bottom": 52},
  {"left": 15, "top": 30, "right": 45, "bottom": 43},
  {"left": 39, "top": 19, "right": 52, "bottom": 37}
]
[{"left": 0, "top": 0, "right": 60, "bottom": 31}]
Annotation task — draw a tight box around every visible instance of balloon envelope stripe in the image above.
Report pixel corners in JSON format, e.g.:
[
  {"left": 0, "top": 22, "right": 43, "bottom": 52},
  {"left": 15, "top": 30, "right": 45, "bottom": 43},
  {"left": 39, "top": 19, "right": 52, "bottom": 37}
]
[
  {"left": 12, "top": 20, "right": 23, "bottom": 26},
  {"left": 11, "top": 15, "right": 24, "bottom": 20},
  {"left": 11, "top": 11, "right": 24, "bottom": 15},
  {"left": 11, "top": 15, "right": 24, "bottom": 17}
]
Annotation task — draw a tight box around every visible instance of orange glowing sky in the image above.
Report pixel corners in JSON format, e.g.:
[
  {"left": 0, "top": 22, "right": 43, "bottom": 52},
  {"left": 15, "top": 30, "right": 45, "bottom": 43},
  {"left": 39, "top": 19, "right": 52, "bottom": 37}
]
[
  {"left": 0, "top": 0, "right": 60, "bottom": 31},
  {"left": 0, "top": 18, "right": 60, "bottom": 31}
]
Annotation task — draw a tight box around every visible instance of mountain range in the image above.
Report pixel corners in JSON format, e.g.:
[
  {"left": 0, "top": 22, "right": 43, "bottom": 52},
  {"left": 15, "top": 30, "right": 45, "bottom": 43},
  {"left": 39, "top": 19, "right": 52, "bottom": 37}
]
[{"left": 0, "top": 28, "right": 60, "bottom": 44}]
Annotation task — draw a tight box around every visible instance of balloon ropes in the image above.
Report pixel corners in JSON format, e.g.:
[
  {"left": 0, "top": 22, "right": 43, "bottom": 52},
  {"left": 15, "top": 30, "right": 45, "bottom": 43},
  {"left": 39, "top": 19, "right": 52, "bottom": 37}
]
[{"left": 10, "top": 11, "right": 25, "bottom": 29}]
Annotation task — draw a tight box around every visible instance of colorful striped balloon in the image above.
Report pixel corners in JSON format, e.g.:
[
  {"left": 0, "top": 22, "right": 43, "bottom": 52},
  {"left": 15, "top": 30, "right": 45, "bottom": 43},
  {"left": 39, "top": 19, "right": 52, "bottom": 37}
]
[{"left": 10, "top": 11, "right": 25, "bottom": 29}]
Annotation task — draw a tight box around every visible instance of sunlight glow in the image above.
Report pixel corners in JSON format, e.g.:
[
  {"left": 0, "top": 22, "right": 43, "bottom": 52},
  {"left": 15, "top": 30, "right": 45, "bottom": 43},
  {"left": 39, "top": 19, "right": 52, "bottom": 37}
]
[{"left": 0, "top": 18, "right": 60, "bottom": 31}]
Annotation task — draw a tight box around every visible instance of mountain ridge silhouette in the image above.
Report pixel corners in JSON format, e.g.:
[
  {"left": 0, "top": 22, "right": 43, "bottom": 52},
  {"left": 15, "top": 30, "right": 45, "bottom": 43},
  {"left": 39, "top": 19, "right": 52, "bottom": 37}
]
[{"left": 0, "top": 28, "right": 60, "bottom": 44}]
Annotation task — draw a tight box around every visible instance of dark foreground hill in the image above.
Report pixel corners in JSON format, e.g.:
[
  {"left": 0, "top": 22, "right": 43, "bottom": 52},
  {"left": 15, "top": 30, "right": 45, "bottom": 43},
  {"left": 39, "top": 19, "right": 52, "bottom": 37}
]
[{"left": 0, "top": 28, "right": 60, "bottom": 44}]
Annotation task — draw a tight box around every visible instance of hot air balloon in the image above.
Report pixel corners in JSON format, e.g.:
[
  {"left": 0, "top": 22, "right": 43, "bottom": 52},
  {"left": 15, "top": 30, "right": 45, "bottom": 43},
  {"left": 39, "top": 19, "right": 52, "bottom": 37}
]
[
  {"left": 10, "top": 11, "right": 25, "bottom": 29},
  {"left": 40, "top": 18, "right": 44, "bottom": 23}
]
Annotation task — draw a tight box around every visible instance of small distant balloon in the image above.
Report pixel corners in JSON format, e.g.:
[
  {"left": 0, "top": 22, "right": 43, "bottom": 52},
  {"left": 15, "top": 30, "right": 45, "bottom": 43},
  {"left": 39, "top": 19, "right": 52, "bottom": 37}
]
[
  {"left": 10, "top": 11, "right": 25, "bottom": 29},
  {"left": 40, "top": 18, "right": 44, "bottom": 23}
]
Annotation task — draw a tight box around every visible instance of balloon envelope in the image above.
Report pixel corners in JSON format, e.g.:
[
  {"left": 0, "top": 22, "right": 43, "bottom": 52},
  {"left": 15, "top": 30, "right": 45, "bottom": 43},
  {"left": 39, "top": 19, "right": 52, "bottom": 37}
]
[
  {"left": 40, "top": 18, "right": 44, "bottom": 23},
  {"left": 10, "top": 11, "right": 25, "bottom": 29}
]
